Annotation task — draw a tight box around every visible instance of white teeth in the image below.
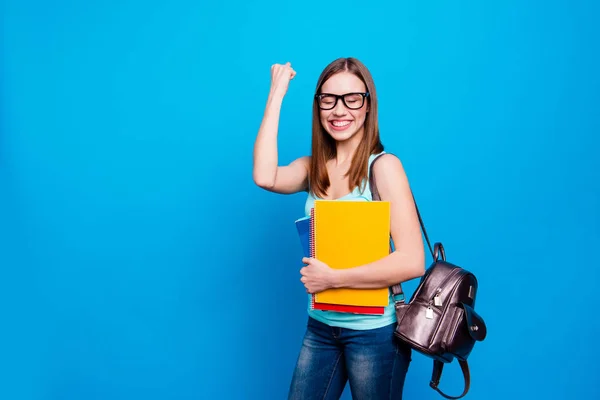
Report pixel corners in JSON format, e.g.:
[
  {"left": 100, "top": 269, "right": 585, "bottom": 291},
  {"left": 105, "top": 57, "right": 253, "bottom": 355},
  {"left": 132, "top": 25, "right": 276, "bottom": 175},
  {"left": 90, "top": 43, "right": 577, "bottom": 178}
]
[{"left": 332, "top": 121, "right": 351, "bottom": 127}]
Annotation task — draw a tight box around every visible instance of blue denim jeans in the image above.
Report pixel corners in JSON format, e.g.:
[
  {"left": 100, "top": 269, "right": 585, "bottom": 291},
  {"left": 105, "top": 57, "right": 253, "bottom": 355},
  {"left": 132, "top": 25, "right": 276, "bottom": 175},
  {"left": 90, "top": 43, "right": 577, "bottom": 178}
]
[{"left": 288, "top": 317, "right": 412, "bottom": 400}]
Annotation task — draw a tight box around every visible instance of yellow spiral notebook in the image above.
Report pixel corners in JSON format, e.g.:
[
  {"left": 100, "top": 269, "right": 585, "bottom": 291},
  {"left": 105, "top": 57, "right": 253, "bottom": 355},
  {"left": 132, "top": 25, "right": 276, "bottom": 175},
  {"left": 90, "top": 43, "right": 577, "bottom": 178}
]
[{"left": 313, "top": 199, "right": 391, "bottom": 307}]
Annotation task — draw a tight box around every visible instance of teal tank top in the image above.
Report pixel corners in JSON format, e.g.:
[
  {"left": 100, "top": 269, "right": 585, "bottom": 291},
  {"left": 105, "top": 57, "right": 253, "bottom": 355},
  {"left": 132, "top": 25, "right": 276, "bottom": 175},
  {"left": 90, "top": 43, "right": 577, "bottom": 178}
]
[{"left": 303, "top": 152, "right": 396, "bottom": 330}]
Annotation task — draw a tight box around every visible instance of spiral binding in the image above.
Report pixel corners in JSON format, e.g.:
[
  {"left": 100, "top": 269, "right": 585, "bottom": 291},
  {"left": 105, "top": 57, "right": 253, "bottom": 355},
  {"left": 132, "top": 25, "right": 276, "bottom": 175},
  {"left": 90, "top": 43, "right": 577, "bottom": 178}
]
[{"left": 309, "top": 207, "right": 315, "bottom": 309}]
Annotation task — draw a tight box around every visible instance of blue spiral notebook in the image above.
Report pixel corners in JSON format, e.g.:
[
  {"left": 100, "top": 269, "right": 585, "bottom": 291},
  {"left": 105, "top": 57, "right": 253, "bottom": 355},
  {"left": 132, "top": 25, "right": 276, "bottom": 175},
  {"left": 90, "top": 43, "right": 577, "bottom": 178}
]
[{"left": 295, "top": 216, "right": 311, "bottom": 257}]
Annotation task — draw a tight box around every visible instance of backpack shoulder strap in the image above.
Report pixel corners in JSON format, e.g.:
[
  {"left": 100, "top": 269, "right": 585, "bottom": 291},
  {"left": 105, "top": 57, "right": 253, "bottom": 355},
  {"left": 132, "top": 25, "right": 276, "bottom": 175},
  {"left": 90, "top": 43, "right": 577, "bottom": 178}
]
[{"left": 368, "top": 152, "right": 435, "bottom": 258}]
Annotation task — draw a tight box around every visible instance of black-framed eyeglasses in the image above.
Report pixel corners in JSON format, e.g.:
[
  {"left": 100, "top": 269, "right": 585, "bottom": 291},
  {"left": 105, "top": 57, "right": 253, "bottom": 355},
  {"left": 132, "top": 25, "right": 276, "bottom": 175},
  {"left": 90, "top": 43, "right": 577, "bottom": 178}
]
[{"left": 314, "top": 92, "right": 369, "bottom": 110}]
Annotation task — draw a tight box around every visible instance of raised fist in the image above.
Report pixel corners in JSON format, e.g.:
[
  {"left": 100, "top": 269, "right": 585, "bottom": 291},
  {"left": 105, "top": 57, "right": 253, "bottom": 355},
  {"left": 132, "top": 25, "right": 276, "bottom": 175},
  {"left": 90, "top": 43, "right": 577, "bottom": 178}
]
[{"left": 270, "top": 62, "right": 296, "bottom": 99}]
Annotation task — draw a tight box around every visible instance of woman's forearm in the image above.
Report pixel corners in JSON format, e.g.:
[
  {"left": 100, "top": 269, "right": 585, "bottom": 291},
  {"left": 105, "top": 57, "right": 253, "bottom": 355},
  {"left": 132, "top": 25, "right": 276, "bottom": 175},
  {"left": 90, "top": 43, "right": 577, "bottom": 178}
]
[
  {"left": 333, "top": 250, "right": 425, "bottom": 289},
  {"left": 252, "top": 94, "right": 283, "bottom": 188}
]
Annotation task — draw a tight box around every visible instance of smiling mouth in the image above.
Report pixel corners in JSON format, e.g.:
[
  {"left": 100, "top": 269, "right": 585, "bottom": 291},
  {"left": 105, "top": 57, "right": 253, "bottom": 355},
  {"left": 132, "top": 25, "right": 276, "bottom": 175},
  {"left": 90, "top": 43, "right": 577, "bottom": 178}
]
[
  {"left": 330, "top": 120, "right": 352, "bottom": 130},
  {"left": 332, "top": 120, "right": 350, "bottom": 127}
]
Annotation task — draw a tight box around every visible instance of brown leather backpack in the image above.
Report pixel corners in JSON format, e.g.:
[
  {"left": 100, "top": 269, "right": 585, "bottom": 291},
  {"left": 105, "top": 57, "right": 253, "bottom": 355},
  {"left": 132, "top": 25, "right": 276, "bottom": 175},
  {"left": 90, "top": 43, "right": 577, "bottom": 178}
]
[{"left": 370, "top": 153, "right": 487, "bottom": 399}]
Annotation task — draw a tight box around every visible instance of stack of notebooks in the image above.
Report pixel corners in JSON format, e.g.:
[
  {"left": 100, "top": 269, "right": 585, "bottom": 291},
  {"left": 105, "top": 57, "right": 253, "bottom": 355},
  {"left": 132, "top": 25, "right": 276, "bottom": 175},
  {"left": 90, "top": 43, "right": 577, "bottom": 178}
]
[{"left": 295, "top": 200, "right": 391, "bottom": 315}]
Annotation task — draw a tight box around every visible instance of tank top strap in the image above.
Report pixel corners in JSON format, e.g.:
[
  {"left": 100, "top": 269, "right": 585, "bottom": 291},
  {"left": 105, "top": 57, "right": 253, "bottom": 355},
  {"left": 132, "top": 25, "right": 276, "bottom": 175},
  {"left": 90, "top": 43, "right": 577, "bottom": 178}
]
[
  {"left": 367, "top": 151, "right": 386, "bottom": 177},
  {"left": 362, "top": 151, "right": 386, "bottom": 200}
]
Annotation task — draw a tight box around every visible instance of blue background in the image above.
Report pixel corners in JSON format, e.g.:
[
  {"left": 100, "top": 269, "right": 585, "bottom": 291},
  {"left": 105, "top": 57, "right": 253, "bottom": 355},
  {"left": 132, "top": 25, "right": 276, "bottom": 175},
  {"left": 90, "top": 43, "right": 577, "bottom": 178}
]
[{"left": 2, "top": 1, "right": 599, "bottom": 399}]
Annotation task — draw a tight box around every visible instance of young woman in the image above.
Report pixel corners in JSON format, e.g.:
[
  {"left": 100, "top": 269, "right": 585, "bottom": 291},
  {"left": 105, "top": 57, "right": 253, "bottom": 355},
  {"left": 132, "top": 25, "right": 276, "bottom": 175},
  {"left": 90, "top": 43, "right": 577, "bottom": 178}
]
[{"left": 253, "top": 58, "right": 425, "bottom": 400}]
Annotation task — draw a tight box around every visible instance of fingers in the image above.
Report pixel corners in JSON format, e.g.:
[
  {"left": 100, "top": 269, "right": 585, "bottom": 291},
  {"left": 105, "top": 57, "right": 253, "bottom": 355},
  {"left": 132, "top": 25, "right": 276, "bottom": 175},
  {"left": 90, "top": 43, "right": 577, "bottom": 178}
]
[
  {"left": 271, "top": 62, "right": 295, "bottom": 76},
  {"left": 300, "top": 275, "right": 310, "bottom": 293},
  {"left": 300, "top": 261, "right": 312, "bottom": 292},
  {"left": 303, "top": 257, "right": 325, "bottom": 268},
  {"left": 300, "top": 265, "right": 308, "bottom": 289},
  {"left": 284, "top": 62, "right": 295, "bottom": 78},
  {"left": 271, "top": 63, "right": 287, "bottom": 70}
]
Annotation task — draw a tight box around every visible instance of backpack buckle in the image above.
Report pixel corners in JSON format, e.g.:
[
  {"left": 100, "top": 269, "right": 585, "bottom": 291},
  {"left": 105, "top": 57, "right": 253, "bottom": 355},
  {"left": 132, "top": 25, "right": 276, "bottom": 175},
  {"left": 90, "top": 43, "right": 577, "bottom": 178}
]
[{"left": 392, "top": 293, "right": 405, "bottom": 303}]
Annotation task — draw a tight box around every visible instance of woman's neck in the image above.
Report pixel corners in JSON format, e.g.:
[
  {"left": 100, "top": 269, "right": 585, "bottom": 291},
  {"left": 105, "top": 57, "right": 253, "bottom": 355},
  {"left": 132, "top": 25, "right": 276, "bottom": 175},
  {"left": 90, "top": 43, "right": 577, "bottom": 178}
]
[{"left": 334, "top": 129, "right": 364, "bottom": 166}]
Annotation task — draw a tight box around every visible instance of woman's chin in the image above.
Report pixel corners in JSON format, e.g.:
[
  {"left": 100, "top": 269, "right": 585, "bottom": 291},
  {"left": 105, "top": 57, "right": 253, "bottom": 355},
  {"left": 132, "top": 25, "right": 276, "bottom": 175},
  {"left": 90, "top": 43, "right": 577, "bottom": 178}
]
[{"left": 327, "top": 128, "right": 358, "bottom": 143}]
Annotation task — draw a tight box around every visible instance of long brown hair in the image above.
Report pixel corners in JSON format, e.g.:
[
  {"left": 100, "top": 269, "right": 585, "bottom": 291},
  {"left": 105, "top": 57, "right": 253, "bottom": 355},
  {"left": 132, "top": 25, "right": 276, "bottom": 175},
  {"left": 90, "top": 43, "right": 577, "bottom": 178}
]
[{"left": 309, "top": 57, "right": 384, "bottom": 198}]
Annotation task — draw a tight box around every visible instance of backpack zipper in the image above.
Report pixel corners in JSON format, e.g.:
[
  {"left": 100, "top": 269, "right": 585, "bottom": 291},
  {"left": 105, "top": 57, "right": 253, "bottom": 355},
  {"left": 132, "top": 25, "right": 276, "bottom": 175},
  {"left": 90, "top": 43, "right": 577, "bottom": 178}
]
[{"left": 428, "top": 268, "right": 461, "bottom": 307}]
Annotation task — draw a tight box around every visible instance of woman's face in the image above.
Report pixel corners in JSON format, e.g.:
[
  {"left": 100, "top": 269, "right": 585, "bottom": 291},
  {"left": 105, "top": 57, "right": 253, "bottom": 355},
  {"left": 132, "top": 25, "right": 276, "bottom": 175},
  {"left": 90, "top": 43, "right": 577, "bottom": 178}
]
[{"left": 317, "top": 72, "right": 369, "bottom": 143}]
